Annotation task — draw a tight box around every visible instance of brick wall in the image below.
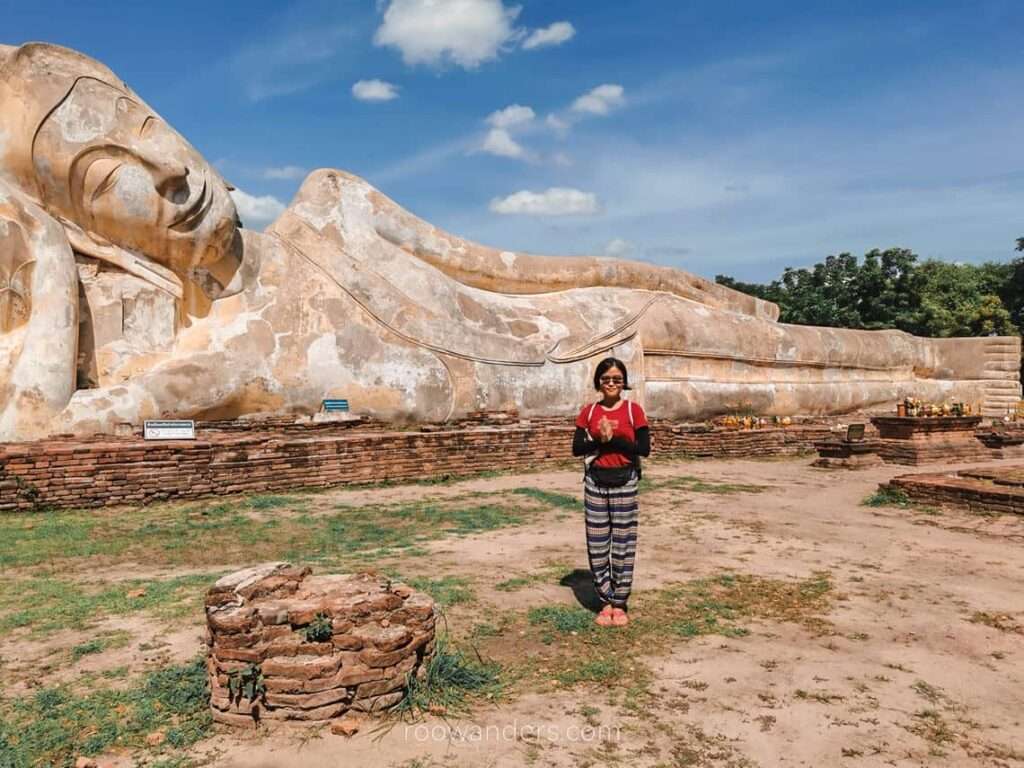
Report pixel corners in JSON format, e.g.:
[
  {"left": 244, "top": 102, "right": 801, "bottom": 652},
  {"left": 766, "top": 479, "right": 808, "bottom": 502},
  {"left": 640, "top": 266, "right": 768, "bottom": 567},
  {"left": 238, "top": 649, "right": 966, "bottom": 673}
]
[
  {"left": 0, "top": 420, "right": 833, "bottom": 511},
  {"left": 886, "top": 472, "right": 1024, "bottom": 515}
]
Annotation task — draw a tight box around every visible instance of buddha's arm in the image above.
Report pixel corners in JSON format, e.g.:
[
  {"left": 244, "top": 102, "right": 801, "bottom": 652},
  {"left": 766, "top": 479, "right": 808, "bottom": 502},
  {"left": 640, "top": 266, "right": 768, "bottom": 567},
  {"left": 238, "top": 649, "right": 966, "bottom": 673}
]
[
  {"left": 282, "top": 170, "right": 780, "bottom": 321},
  {"left": 56, "top": 349, "right": 243, "bottom": 433},
  {"left": 0, "top": 188, "right": 79, "bottom": 441},
  {"left": 53, "top": 273, "right": 270, "bottom": 435}
]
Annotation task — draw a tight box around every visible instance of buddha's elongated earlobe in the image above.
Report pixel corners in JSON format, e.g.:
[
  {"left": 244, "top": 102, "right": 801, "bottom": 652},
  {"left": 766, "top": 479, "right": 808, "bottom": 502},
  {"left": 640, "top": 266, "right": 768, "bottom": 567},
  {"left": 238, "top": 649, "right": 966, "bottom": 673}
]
[{"left": 187, "top": 228, "right": 252, "bottom": 301}]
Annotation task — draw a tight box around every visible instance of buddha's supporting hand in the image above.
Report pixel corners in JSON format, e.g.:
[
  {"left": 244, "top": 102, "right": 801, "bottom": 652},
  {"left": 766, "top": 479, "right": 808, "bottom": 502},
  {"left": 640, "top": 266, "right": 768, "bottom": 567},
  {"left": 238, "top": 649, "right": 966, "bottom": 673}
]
[
  {"left": 56, "top": 349, "right": 253, "bottom": 435},
  {"left": 0, "top": 187, "right": 79, "bottom": 441}
]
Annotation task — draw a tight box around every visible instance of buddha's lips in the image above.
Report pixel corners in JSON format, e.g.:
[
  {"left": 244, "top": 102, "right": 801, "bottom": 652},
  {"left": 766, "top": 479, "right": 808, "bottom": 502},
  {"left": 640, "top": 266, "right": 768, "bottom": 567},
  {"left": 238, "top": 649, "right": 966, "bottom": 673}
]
[{"left": 169, "top": 178, "right": 210, "bottom": 232}]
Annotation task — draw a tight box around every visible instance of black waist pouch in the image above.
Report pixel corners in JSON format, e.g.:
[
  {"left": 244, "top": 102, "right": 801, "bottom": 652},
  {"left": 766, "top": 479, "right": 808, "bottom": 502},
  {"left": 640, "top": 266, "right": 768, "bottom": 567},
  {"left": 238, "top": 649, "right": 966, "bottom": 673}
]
[{"left": 588, "top": 464, "right": 635, "bottom": 488}]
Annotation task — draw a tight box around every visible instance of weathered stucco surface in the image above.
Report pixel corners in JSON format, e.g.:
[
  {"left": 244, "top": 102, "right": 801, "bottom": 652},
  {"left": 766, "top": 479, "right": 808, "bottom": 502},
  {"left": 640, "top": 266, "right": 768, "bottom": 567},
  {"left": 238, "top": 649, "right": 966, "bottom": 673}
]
[{"left": 0, "top": 42, "right": 1018, "bottom": 441}]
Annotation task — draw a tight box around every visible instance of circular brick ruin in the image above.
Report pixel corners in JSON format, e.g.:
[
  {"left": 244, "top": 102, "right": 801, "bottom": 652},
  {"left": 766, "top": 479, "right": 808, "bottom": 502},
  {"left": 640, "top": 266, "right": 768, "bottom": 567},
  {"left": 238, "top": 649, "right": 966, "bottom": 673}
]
[{"left": 205, "top": 563, "right": 436, "bottom": 727}]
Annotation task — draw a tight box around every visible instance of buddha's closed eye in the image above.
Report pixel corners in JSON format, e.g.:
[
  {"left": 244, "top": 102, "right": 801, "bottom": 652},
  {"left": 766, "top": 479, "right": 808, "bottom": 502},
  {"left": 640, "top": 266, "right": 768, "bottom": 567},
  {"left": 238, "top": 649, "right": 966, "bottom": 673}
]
[{"left": 89, "top": 161, "right": 123, "bottom": 203}]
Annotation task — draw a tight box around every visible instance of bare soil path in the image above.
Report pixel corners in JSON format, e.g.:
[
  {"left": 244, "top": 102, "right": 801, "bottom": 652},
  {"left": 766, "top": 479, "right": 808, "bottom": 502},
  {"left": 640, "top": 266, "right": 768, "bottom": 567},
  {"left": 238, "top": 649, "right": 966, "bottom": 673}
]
[{"left": 2, "top": 455, "right": 1022, "bottom": 767}]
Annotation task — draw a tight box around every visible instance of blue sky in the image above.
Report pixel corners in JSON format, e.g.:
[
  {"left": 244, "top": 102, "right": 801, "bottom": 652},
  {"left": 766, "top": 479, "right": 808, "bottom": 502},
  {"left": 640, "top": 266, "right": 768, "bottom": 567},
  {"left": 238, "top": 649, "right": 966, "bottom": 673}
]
[{"left": 5, "top": 0, "right": 1022, "bottom": 281}]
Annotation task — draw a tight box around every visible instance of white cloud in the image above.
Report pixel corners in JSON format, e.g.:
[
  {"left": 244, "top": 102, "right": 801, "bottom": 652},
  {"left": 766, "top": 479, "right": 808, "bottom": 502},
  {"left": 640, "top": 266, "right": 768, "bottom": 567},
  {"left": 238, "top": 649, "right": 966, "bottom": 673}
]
[
  {"left": 480, "top": 104, "right": 535, "bottom": 159},
  {"left": 490, "top": 187, "right": 600, "bottom": 216},
  {"left": 263, "top": 165, "right": 307, "bottom": 180},
  {"left": 572, "top": 84, "right": 626, "bottom": 115},
  {"left": 486, "top": 104, "right": 535, "bottom": 129},
  {"left": 230, "top": 189, "right": 287, "bottom": 229},
  {"left": 545, "top": 113, "right": 570, "bottom": 137},
  {"left": 604, "top": 238, "right": 635, "bottom": 258},
  {"left": 481, "top": 128, "right": 526, "bottom": 158},
  {"left": 522, "top": 21, "right": 575, "bottom": 50},
  {"left": 542, "top": 85, "right": 624, "bottom": 140},
  {"left": 374, "top": 0, "right": 521, "bottom": 69},
  {"left": 352, "top": 79, "right": 400, "bottom": 102}
]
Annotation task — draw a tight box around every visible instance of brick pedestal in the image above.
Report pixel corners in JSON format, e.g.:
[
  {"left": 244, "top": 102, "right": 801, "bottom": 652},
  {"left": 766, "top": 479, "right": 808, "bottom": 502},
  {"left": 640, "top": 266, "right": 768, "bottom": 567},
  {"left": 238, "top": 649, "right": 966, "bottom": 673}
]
[
  {"left": 870, "top": 416, "right": 1024, "bottom": 465},
  {"left": 206, "top": 563, "right": 436, "bottom": 727},
  {"left": 812, "top": 439, "right": 883, "bottom": 469}
]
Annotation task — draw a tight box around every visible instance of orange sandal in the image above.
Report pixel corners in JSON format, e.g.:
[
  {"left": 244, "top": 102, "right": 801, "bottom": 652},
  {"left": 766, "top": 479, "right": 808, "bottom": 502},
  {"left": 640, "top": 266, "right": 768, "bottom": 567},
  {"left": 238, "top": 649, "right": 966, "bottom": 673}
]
[
  {"left": 595, "top": 604, "right": 615, "bottom": 627},
  {"left": 611, "top": 607, "right": 629, "bottom": 627}
]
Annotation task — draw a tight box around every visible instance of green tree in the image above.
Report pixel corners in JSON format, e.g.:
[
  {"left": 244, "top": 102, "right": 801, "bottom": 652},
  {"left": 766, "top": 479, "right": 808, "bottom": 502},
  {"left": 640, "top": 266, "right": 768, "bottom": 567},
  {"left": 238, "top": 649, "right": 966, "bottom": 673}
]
[
  {"left": 878, "top": 259, "right": 1013, "bottom": 337},
  {"left": 776, "top": 252, "right": 863, "bottom": 327},
  {"left": 854, "top": 248, "right": 919, "bottom": 330},
  {"left": 714, "top": 274, "right": 775, "bottom": 302},
  {"left": 715, "top": 246, "right": 1021, "bottom": 338},
  {"left": 969, "top": 294, "right": 1016, "bottom": 336}
]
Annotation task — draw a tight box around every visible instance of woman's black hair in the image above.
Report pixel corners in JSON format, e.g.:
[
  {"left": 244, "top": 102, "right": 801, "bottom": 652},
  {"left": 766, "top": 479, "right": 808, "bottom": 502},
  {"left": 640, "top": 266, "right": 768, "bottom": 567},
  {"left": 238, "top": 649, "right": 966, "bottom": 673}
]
[{"left": 593, "top": 357, "right": 631, "bottom": 391}]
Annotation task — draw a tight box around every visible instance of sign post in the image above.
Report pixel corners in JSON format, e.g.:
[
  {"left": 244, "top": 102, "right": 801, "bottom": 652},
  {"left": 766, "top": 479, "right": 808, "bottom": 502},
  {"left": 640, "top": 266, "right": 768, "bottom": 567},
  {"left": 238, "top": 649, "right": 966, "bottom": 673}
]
[{"left": 143, "top": 420, "right": 196, "bottom": 440}]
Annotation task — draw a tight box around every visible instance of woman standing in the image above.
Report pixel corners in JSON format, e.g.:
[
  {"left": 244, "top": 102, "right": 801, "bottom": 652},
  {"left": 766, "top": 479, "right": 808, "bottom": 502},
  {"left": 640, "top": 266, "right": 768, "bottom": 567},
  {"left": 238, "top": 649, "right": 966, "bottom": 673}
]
[{"left": 572, "top": 358, "right": 651, "bottom": 627}]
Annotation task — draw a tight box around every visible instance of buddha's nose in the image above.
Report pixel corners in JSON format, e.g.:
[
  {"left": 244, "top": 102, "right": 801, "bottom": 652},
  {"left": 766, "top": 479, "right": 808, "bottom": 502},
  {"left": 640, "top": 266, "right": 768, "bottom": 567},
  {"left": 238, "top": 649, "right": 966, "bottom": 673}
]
[
  {"left": 151, "top": 160, "right": 191, "bottom": 200},
  {"left": 136, "top": 149, "right": 191, "bottom": 200}
]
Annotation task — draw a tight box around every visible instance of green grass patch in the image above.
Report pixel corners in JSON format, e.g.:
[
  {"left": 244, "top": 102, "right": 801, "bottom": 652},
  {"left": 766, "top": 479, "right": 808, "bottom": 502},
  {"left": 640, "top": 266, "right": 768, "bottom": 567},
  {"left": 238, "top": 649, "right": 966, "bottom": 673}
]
[
  {"left": 71, "top": 631, "right": 131, "bottom": 662},
  {"left": 862, "top": 486, "right": 911, "bottom": 508},
  {"left": 556, "top": 659, "right": 617, "bottom": 685},
  {"left": 301, "top": 502, "right": 521, "bottom": 565},
  {"left": 642, "top": 475, "right": 766, "bottom": 494},
  {"left": 363, "top": 469, "right": 506, "bottom": 489},
  {"left": 670, "top": 587, "right": 750, "bottom": 638},
  {"left": 0, "top": 574, "right": 214, "bottom": 635},
  {"left": 395, "top": 636, "right": 503, "bottom": 717},
  {"left": 468, "top": 620, "right": 506, "bottom": 640},
  {"left": 404, "top": 576, "right": 476, "bottom": 607},
  {"left": 0, "top": 513, "right": 119, "bottom": 568},
  {"left": 0, "top": 658, "right": 211, "bottom": 768},
  {"left": 512, "top": 572, "right": 833, "bottom": 691},
  {"left": 510, "top": 487, "right": 580, "bottom": 510},
  {"left": 495, "top": 576, "right": 533, "bottom": 592},
  {"left": 0, "top": 493, "right": 531, "bottom": 572},
  {"left": 246, "top": 495, "right": 301, "bottom": 510},
  {"left": 528, "top": 605, "right": 595, "bottom": 636}
]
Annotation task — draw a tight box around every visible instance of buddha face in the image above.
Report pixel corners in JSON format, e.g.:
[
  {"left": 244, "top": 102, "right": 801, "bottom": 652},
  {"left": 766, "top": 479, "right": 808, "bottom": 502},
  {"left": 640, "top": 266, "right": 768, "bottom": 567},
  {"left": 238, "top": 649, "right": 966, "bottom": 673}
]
[{"left": 31, "top": 77, "right": 238, "bottom": 274}]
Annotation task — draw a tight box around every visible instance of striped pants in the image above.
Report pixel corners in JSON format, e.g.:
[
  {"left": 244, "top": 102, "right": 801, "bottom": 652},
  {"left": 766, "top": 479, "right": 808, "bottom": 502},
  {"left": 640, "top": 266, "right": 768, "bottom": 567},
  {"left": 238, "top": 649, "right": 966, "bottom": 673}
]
[{"left": 583, "top": 471, "right": 639, "bottom": 609}]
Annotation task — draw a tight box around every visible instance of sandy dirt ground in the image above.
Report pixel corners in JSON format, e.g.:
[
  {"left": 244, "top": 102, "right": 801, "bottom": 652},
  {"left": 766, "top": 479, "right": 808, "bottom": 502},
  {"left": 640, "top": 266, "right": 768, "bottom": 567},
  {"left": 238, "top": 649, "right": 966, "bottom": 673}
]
[
  {"left": 202, "top": 457, "right": 1024, "bottom": 768},
  {"left": 4, "top": 455, "right": 1022, "bottom": 767}
]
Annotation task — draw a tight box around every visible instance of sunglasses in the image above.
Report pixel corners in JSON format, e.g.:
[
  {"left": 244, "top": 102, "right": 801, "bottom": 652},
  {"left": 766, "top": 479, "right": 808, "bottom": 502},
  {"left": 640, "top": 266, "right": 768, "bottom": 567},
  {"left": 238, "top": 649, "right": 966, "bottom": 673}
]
[{"left": 599, "top": 376, "right": 624, "bottom": 384}]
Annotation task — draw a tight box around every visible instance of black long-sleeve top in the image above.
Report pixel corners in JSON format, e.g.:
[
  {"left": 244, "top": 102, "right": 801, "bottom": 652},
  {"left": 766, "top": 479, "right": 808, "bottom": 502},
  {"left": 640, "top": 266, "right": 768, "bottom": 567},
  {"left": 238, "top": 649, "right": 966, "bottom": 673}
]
[{"left": 572, "top": 426, "right": 651, "bottom": 461}]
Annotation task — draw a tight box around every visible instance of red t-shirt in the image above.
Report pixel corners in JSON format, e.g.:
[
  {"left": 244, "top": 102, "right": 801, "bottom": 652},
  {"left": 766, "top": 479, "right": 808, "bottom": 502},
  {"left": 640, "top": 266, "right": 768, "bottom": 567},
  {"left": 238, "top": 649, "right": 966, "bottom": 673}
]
[{"left": 575, "top": 400, "right": 649, "bottom": 468}]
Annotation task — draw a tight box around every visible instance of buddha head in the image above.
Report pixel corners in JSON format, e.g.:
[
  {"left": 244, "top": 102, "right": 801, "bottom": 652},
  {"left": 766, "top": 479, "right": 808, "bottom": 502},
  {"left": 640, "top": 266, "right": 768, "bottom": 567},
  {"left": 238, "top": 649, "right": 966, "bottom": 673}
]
[{"left": 0, "top": 43, "right": 239, "bottom": 278}]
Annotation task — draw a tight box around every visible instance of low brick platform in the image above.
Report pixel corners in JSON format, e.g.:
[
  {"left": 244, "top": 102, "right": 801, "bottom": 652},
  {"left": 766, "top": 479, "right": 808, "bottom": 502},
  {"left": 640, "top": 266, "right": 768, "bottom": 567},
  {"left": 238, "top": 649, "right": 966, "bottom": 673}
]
[
  {"left": 206, "top": 563, "right": 436, "bottom": 727},
  {"left": 871, "top": 416, "right": 1024, "bottom": 465},
  {"left": 812, "top": 439, "right": 884, "bottom": 469},
  {"left": 887, "top": 465, "right": 1024, "bottom": 515},
  {"left": 0, "top": 419, "right": 834, "bottom": 511}
]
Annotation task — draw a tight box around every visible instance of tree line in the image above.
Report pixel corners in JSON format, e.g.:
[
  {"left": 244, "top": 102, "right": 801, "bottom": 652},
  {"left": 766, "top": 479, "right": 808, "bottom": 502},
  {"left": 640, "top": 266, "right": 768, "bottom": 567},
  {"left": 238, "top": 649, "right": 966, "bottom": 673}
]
[{"left": 715, "top": 239, "right": 1024, "bottom": 338}]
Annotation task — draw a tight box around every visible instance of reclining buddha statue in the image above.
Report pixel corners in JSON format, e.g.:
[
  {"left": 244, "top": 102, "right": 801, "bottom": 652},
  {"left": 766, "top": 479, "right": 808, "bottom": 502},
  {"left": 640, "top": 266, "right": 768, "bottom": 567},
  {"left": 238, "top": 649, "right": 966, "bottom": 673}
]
[{"left": 0, "top": 42, "right": 1018, "bottom": 440}]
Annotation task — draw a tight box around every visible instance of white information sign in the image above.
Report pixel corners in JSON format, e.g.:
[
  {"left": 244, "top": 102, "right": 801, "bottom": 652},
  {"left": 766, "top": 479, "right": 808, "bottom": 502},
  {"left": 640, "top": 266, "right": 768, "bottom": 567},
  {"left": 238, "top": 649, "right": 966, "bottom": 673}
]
[{"left": 144, "top": 420, "right": 196, "bottom": 440}]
